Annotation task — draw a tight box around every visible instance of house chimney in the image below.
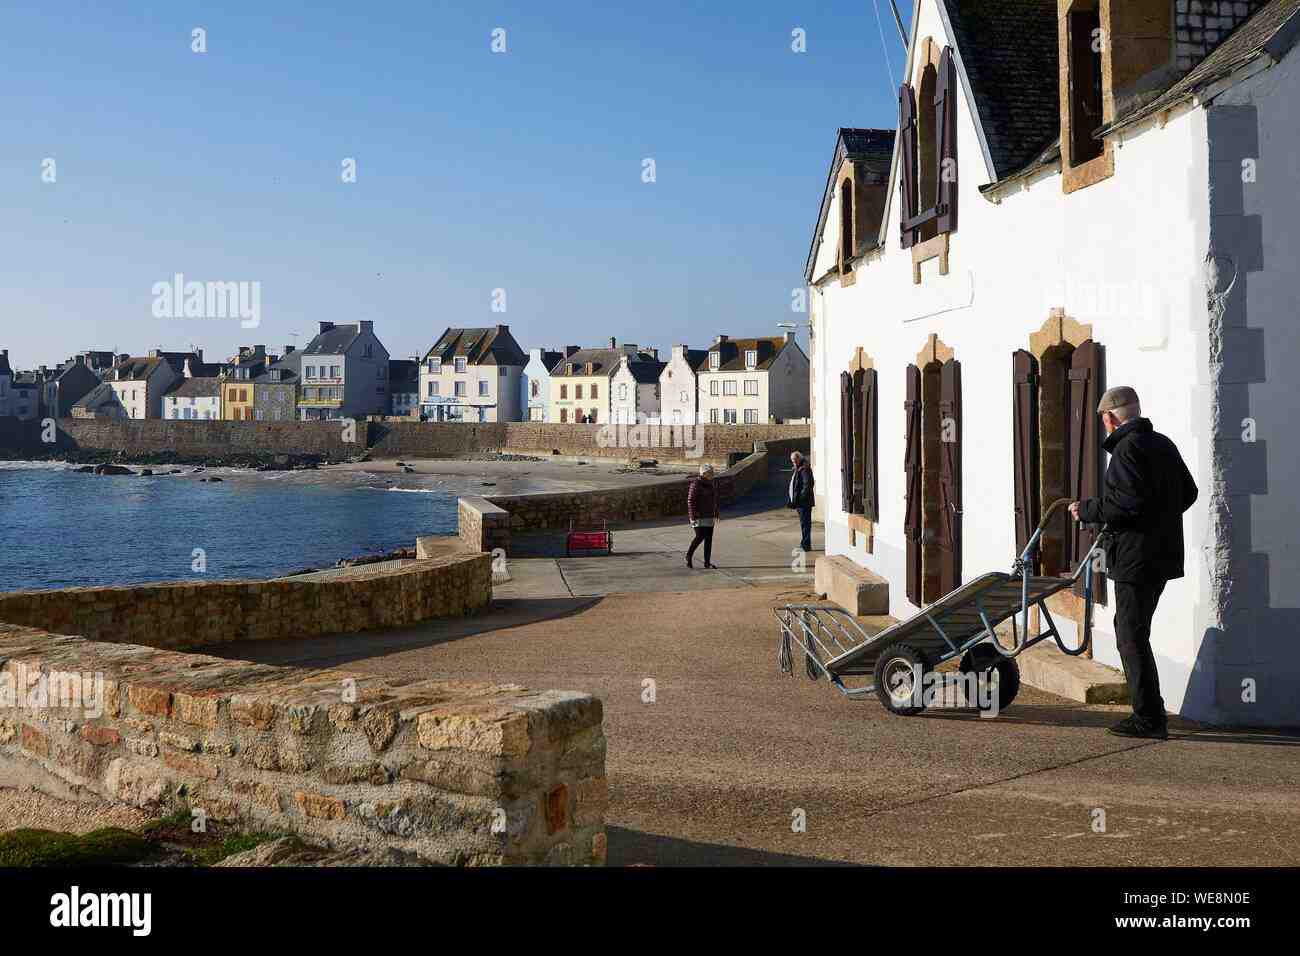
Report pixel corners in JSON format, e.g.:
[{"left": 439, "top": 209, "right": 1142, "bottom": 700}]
[
  {"left": 564, "top": 345, "right": 580, "bottom": 358},
  {"left": 672, "top": 344, "right": 686, "bottom": 360},
  {"left": 650, "top": 347, "right": 659, "bottom": 360},
  {"left": 783, "top": 329, "right": 795, "bottom": 343},
  {"left": 284, "top": 345, "right": 296, "bottom": 355},
  {"left": 319, "top": 321, "right": 335, "bottom": 333},
  {"left": 609, "top": 337, "right": 617, "bottom": 349},
  {"left": 714, "top": 334, "right": 729, "bottom": 345},
  {"left": 183, "top": 357, "right": 195, "bottom": 378},
  {"left": 359, "top": 320, "right": 373, "bottom": 334}
]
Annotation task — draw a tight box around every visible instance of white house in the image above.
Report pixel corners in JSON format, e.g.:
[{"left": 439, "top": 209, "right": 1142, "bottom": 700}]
[
  {"left": 807, "top": 0, "right": 1300, "bottom": 727},
  {"left": 105, "top": 352, "right": 194, "bottom": 420},
  {"left": 657, "top": 345, "right": 709, "bottom": 425},
  {"left": 521, "top": 347, "right": 573, "bottom": 422},
  {"left": 163, "top": 377, "right": 221, "bottom": 420},
  {"left": 298, "top": 321, "right": 391, "bottom": 421},
  {"left": 697, "top": 332, "right": 810, "bottom": 425},
  {"left": 610, "top": 351, "right": 666, "bottom": 424},
  {"left": 420, "top": 326, "right": 527, "bottom": 422}
]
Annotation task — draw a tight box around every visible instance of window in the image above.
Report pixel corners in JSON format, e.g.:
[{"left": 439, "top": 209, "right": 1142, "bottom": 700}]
[
  {"left": 679, "top": 390, "right": 688, "bottom": 403},
  {"left": 531, "top": 380, "right": 540, "bottom": 397},
  {"left": 590, "top": 384, "right": 598, "bottom": 400},
  {"left": 455, "top": 381, "right": 467, "bottom": 397},
  {"left": 364, "top": 344, "right": 373, "bottom": 358},
  {"left": 560, "top": 408, "right": 568, "bottom": 423},
  {"left": 428, "top": 357, "right": 440, "bottom": 372},
  {"left": 1067, "top": 6, "right": 1105, "bottom": 166},
  {"left": 378, "top": 366, "right": 386, "bottom": 379},
  {"left": 575, "top": 384, "right": 584, "bottom": 400},
  {"left": 710, "top": 380, "right": 719, "bottom": 396},
  {"left": 455, "top": 357, "right": 467, "bottom": 373},
  {"left": 745, "top": 350, "right": 757, "bottom": 370},
  {"left": 899, "top": 43, "right": 958, "bottom": 249},
  {"left": 377, "top": 385, "right": 386, "bottom": 394},
  {"left": 723, "top": 409, "right": 737, "bottom": 424},
  {"left": 560, "top": 385, "right": 568, "bottom": 399},
  {"left": 723, "top": 381, "right": 737, "bottom": 396},
  {"left": 840, "top": 179, "right": 855, "bottom": 273},
  {"left": 618, "top": 384, "right": 627, "bottom": 400},
  {"left": 709, "top": 352, "right": 720, "bottom": 370},
  {"left": 744, "top": 409, "right": 759, "bottom": 424},
  {"left": 499, "top": 367, "right": 507, "bottom": 377},
  {"left": 478, "top": 380, "right": 489, "bottom": 396},
  {"left": 306, "top": 365, "right": 316, "bottom": 379},
  {"left": 744, "top": 379, "right": 759, "bottom": 396},
  {"left": 710, "top": 408, "right": 719, "bottom": 423},
  {"left": 428, "top": 381, "right": 439, "bottom": 396},
  {"left": 589, "top": 408, "right": 597, "bottom": 423}
]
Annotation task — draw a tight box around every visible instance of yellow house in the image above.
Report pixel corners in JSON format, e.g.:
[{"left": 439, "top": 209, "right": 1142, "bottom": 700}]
[{"left": 221, "top": 346, "right": 268, "bottom": 421}]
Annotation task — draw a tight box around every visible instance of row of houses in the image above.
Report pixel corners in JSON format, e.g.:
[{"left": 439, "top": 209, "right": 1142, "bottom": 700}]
[{"left": 3, "top": 322, "right": 810, "bottom": 426}]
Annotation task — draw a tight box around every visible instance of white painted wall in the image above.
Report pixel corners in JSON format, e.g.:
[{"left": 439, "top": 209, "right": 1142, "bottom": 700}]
[
  {"left": 658, "top": 346, "right": 701, "bottom": 425},
  {"left": 812, "top": 0, "right": 1228, "bottom": 720}
]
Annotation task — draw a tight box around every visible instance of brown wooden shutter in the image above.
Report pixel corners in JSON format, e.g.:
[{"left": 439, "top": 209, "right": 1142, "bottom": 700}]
[
  {"left": 938, "top": 358, "right": 962, "bottom": 596},
  {"left": 935, "top": 46, "right": 959, "bottom": 235},
  {"left": 1068, "top": 340, "right": 1106, "bottom": 602},
  {"left": 840, "top": 371, "right": 855, "bottom": 513},
  {"left": 851, "top": 368, "right": 865, "bottom": 513},
  {"left": 904, "top": 365, "right": 922, "bottom": 605},
  {"left": 861, "top": 368, "right": 879, "bottom": 522},
  {"left": 898, "top": 84, "right": 919, "bottom": 249},
  {"left": 1012, "top": 350, "right": 1040, "bottom": 561}
]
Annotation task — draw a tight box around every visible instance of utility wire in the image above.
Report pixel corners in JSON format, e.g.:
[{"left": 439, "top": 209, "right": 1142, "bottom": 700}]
[{"left": 871, "top": 0, "right": 897, "bottom": 93}]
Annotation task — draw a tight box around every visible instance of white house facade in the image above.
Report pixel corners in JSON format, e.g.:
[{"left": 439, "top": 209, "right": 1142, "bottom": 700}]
[
  {"left": 657, "top": 345, "right": 708, "bottom": 425},
  {"left": 521, "top": 348, "right": 570, "bottom": 422},
  {"left": 807, "top": 0, "right": 1300, "bottom": 727},
  {"left": 610, "top": 352, "right": 666, "bottom": 424},
  {"left": 420, "top": 326, "right": 526, "bottom": 423},
  {"left": 697, "top": 333, "right": 810, "bottom": 425}
]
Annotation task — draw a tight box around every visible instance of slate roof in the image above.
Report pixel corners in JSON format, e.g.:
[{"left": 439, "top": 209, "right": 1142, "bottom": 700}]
[
  {"left": 805, "top": 127, "right": 897, "bottom": 281},
  {"left": 254, "top": 349, "right": 301, "bottom": 386},
  {"left": 551, "top": 347, "right": 658, "bottom": 379},
  {"left": 939, "top": 0, "right": 1061, "bottom": 181},
  {"left": 0, "top": 353, "right": 11, "bottom": 377},
  {"left": 620, "top": 358, "right": 666, "bottom": 384},
  {"left": 1100, "top": 0, "right": 1300, "bottom": 136},
  {"left": 108, "top": 357, "right": 166, "bottom": 381},
  {"left": 165, "top": 377, "right": 220, "bottom": 399},
  {"left": 388, "top": 358, "right": 420, "bottom": 389},
  {"left": 532, "top": 350, "right": 564, "bottom": 373},
  {"left": 701, "top": 337, "right": 792, "bottom": 373},
  {"left": 424, "top": 327, "right": 527, "bottom": 367},
  {"left": 73, "top": 382, "right": 117, "bottom": 410},
  {"left": 303, "top": 324, "right": 364, "bottom": 356}
]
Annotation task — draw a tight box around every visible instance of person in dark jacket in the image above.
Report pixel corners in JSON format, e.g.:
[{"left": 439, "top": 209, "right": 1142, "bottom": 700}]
[
  {"left": 686, "top": 464, "right": 720, "bottom": 569},
  {"left": 1070, "top": 386, "right": 1198, "bottom": 740},
  {"left": 787, "top": 451, "right": 816, "bottom": 552}
]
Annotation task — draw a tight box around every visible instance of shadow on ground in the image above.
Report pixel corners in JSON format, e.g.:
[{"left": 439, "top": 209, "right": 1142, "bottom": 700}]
[{"left": 606, "top": 826, "right": 857, "bottom": 867}]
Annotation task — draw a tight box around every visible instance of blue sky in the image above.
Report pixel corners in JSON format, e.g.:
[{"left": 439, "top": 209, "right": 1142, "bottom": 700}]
[{"left": 1, "top": 0, "right": 909, "bottom": 368}]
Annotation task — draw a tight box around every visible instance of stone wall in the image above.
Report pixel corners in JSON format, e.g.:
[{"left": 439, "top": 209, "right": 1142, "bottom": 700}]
[
  {"left": 43, "top": 418, "right": 364, "bottom": 459},
  {"left": 0, "top": 554, "right": 492, "bottom": 650},
  {"left": 462, "top": 438, "right": 806, "bottom": 547},
  {"left": 459, "top": 497, "right": 512, "bottom": 554},
  {"left": 0, "top": 623, "right": 607, "bottom": 865}
]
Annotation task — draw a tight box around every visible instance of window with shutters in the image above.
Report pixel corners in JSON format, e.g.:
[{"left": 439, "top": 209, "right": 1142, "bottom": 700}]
[
  {"left": 839, "top": 352, "right": 879, "bottom": 550},
  {"left": 898, "top": 39, "right": 958, "bottom": 282},
  {"left": 905, "top": 337, "right": 961, "bottom": 606}
]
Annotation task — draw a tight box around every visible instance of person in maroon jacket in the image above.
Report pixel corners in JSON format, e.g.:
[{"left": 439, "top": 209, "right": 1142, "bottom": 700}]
[{"left": 686, "top": 464, "right": 720, "bottom": 569}]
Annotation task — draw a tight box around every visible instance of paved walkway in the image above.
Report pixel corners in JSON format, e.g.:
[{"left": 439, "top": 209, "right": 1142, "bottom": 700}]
[
  {"left": 207, "top": 473, "right": 1300, "bottom": 866},
  {"left": 497, "top": 471, "right": 822, "bottom": 599}
]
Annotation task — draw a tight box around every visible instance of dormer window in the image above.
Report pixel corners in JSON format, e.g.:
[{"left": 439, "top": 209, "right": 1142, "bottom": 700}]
[
  {"left": 839, "top": 178, "right": 854, "bottom": 274},
  {"left": 709, "top": 352, "right": 720, "bottom": 370},
  {"left": 745, "top": 350, "right": 757, "bottom": 370}
]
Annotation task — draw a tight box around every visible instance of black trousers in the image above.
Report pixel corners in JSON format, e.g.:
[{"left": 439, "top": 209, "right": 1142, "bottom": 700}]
[
  {"left": 1113, "top": 578, "right": 1168, "bottom": 723},
  {"left": 797, "top": 505, "right": 813, "bottom": 551},
  {"left": 687, "top": 525, "right": 714, "bottom": 565}
]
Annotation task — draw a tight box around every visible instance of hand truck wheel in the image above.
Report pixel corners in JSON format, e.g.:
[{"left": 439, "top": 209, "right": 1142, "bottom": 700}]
[
  {"left": 960, "top": 643, "right": 1021, "bottom": 711},
  {"left": 873, "top": 644, "right": 929, "bottom": 716}
]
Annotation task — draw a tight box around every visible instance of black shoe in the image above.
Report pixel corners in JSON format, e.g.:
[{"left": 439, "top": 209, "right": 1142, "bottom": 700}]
[
  {"left": 1107, "top": 716, "right": 1169, "bottom": 740},
  {"left": 686, "top": 556, "right": 694, "bottom": 569},
  {"left": 704, "top": 562, "right": 717, "bottom": 569}
]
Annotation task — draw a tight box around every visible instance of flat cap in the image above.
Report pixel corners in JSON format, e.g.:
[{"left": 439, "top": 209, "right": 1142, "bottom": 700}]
[{"left": 1097, "top": 385, "right": 1139, "bottom": 414}]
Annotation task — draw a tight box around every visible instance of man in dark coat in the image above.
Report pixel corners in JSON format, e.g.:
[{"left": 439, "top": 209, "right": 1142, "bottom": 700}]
[
  {"left": 788, "top": 451, "right": 816, "bottom": 553},
  {"left": 1070, "top": 386, "right": 1198, "bottom": 740}
]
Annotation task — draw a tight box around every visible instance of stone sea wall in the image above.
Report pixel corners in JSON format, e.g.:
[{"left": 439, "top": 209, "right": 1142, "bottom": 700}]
[
  {"left": 0, "top": 623, "right": 607, "bottom": 865},
  {"left": 0, "top": 554, "right": 492, "bottom": 650}
]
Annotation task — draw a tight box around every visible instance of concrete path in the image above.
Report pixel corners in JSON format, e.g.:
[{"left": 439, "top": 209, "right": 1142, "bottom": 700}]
[
  {"left": 209, "top": 581, "right": 1300, "bottom": 867},
  {"left": 497, "top": 471, "right": 823, "bottom": 599}
]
